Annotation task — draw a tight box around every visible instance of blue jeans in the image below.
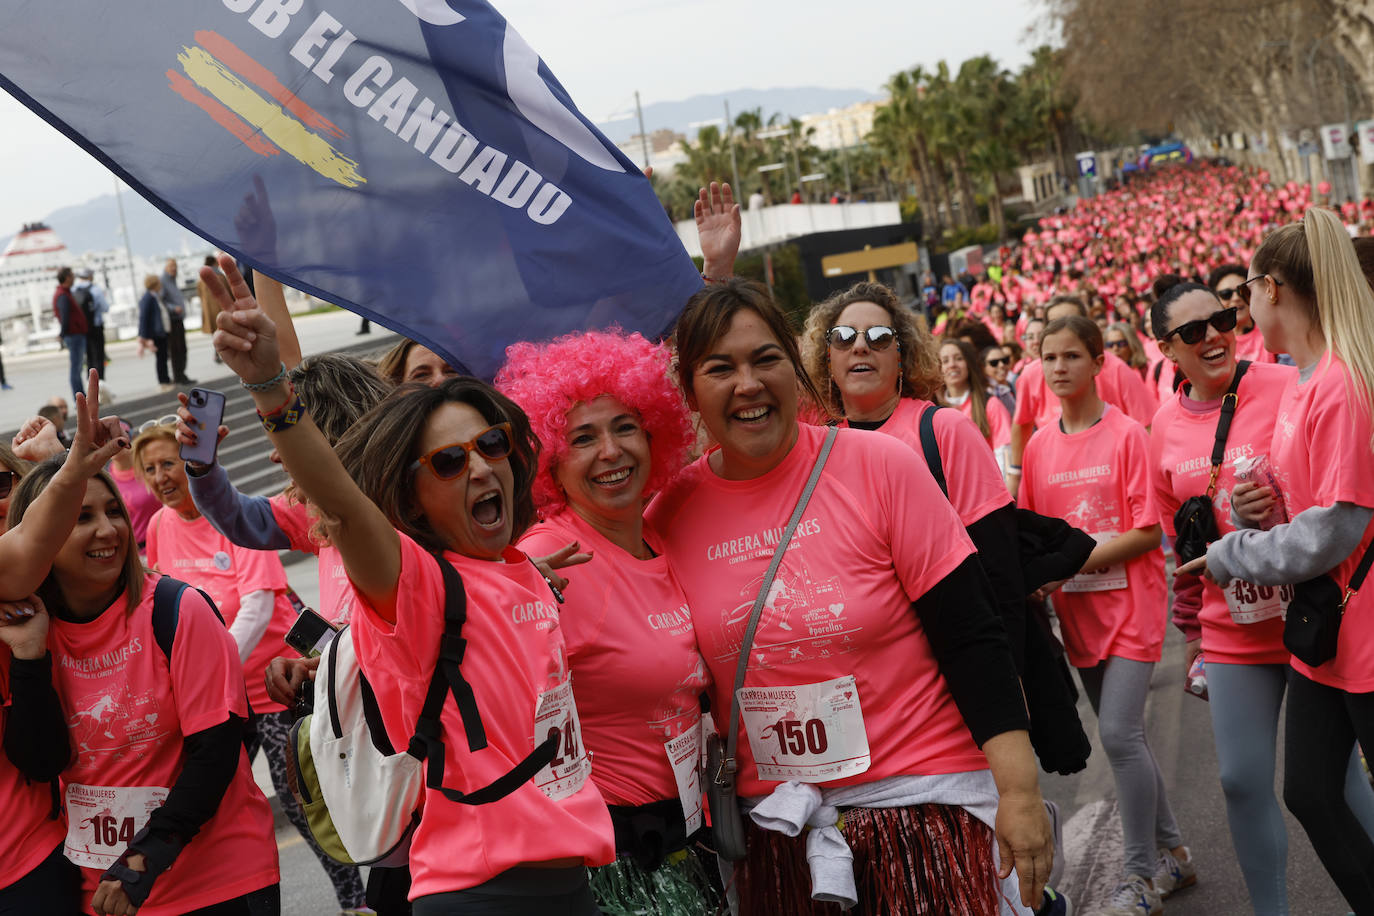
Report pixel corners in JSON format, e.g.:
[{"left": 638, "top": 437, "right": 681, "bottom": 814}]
[{"left": 62, "top": 333, "right": 85, "bottom": 396}]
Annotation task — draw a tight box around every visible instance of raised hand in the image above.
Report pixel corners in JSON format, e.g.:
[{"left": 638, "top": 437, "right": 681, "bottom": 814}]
[
  {"left": 12, "top": 416, "right": 64, "bottom": 463},
  {"left": 695, "top": 181, "right": 741, "bottom": 280},
  {"left": 234, "top": 174, "right": 278, "bottom": 263},
  {"left": 206, "top": 254, "right": 282, "bottom": 385},
  {"left": 60, "top": 370, "right": 129, "bottom": 480}
]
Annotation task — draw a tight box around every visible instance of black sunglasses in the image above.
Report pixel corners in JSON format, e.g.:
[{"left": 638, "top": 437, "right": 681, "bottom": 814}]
[
  {"left": 1161, "top": 307, "right": 1239, "bottom": 345},
  {"left": 0, "top": 470, "right": 15, "bottom": 500},
  {"left": 410, "top": 423, "right": 513, "bottom": 480},
  {"left": 985, "top": 356, "right": 1011, "bottom": 368},
  {"left": 1104, "top": 338, "right": 1131, "bottom": 349},
  {"left": 1235, "top": 275, "right": 1283, "bottom": 306},
  {"left": 828, "top": 325, "right": 897, "bottom": 351}
]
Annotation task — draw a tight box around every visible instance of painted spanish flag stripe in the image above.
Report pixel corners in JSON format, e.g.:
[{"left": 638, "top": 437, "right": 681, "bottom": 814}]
[
  {"left": 176, "top": 45, "right": 366, "bottom": 188},
  {"left": 194, "top": 30, "right": 348, "bottom": 141},
  {"left": 166, "top": 69, "right": 280, "bottom": 158}
]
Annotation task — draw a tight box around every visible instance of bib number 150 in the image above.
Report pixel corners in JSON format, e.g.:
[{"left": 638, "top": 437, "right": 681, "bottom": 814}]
[{"left": 766, "top": 717, "right": 829, "bottom": 756}]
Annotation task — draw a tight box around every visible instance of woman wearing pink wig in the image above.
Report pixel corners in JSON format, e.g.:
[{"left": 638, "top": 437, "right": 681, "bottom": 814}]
[{"left": 496, "top": 329, "right": 718, "bottom": 915}]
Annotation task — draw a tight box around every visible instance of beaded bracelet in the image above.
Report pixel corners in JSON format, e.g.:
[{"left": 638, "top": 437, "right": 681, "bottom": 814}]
[
  {"left": 258, "top": 394, "right": 306, "bottom": 433},
  {"left": 241, "top": 362, "right": 288, "bottom": 392}
]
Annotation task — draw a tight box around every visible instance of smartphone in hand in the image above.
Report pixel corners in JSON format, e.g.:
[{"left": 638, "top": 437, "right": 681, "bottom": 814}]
[
  {"left": 180, "top": 388, "right": 227, "bottom": 465},
  {"left": 284, "top": 607, "right": 339, "bottom": 658}
]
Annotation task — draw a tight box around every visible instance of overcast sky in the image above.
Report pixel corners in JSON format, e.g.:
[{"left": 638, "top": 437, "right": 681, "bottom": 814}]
[{"left": 0, "top": 0, "right": 1051, "bottom": 235}]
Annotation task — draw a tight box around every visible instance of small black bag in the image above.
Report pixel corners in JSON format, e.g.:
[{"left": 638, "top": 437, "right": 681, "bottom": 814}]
[
  {"left": 1284, "top": 543, "right": 1374, "bottom": 667},
  {"left": 1173, "top": 362, "right": 1249, "bottom": 565}
]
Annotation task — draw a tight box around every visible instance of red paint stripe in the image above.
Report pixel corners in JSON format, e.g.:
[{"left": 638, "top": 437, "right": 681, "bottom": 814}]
[
  {"left": 166, "top": 70, "right": 280, "bottom": 158},
  {"left": 195, "top": 30, "right": 347, "bottom": 140}
]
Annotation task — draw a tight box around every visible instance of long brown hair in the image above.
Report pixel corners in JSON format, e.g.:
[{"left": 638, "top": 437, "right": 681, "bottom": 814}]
[
  {"left": 8, "top": 457, "right": 146, "bottom": 611},
  {"left": 332, "top": 377, "right": 540, "bottom": 553},
  {"left": 674, "top": 278, "right": 829, "bottom": 413},
  {"left": 801, "top": 281, "right": 941, "bottom": 413},
  {"left": 938, "top": 338, "right": 993, "bottom": 438}
]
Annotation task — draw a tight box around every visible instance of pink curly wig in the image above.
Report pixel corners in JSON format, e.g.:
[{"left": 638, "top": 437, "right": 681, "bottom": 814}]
[{"left": 495, "top": 329, "right": 695, "bottom": 513}]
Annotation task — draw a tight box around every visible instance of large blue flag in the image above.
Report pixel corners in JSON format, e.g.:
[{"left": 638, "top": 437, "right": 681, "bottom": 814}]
[{"left": 0, "top": 1, "right": 701, "bottom": 377}]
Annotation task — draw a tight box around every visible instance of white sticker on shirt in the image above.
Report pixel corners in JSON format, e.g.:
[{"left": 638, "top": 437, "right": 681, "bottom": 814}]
[
  {"left": 1225, "top": 579, "right": 1292, "bottom": 625},
  {"left": 1063, "top": 530, "right": 1128, "bottom": 592},
  {"left": 64, "top": 783, "right": 168, "bottom": 869},
  {"left": 663, "top": 718, "right": 704, "bottom": 835},
  {"left": 738, "top": 675, "right": 871, "bottom": 782},
  {"left": 532, "top": 679, "right": 591, "bottom": 801}
]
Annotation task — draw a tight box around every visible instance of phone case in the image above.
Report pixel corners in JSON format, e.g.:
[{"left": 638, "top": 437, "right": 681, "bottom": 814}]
[{"left": 180, "top": 388, "right": 226, "bottom": 466}]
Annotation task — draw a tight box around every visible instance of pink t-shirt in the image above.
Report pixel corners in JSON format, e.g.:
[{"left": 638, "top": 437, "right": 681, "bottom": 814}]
[
  {"left": 49, "top": 574, "right": 279, "bottom": 915},
  {"left": 1021, "top": 406, "right": 1167, "bottom": 668},
  {"left": 1148, "top": 364, "right": 1295, "bottom": 665},
  {"left": 646, "top": 424, "right": 983, "bottom": 799},
  {"left": 0, "top": 645, "right": 69, "bottom": 889},
  {"left": 843, "top": 397, "right": 1011, "bottom": 527},
  {"left": 146, "top": 508, "right": 293, "bottom": 713},
  {"left": 268, "top": 496, "right": 352, "bottom": 624},
  {"left": 350, "top": 534, "right": 614, "bottom": 897},
  {"left": 1234, "top": 328, "right": 1277, "bottom": 364},
  {"left": 955, "top": 392, "right": 1012, "bottom": 450},
  {"left": 519, "top": 510, "right": 709, "bottom": 808},
  {"left": 1014, "top": 352, "right": 1156, "bottom": 431},
  {"left": 1270, "top": 355, "right": 1374, "bottom": 691},
  {"left": 108, "top": 464, "right": 160, "bottom": 548}
]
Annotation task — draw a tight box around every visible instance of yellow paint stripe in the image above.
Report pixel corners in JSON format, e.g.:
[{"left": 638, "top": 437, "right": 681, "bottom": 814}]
[{"left": 178, "top": 46, "right": 365, "bottom": 188}]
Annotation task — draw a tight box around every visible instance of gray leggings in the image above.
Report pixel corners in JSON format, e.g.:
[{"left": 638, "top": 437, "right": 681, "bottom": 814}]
[
  {"left": 1207, "top": 662, "right": 1374, "bottom": 916},
  {"left": 1078, "top": 656, "right": 1184, "bottom": 879}
]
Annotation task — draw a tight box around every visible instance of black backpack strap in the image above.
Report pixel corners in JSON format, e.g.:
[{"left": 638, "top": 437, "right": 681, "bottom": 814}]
[
  {"left": 1204, "top": 360, "right": 1250, "bottom": 496},
  {"left": 151, "top": 577, "right": 187, "bottom": 660},
  {"left": 407, "top": 554, "right": 557, "bottom": 806},
  {"left": 919, "top": 404, "right": 949, "bottom": 497}
]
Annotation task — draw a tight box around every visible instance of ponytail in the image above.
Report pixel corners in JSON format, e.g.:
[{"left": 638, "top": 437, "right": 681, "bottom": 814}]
[{"left": 1258, "top": 208, "right": 1374, "bottom": 446}]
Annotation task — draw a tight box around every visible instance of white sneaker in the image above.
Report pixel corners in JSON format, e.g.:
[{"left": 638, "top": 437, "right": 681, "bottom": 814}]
[
  {"left": 1101, "top": 874, "right": 1162, "bottom": 916},
  {"left": 1153, "top": 846, "right": 1197, "bottom": 897}
]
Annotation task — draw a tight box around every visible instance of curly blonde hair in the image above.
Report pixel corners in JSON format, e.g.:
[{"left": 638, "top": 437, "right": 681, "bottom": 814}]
[{"left": 801, "top": 281, "right": 941, "bottom": 415}]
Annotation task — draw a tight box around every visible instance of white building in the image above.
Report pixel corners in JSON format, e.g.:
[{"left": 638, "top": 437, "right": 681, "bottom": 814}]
[
  {"left": 0, "top": 222, "right": 212, "bottom": 353},
  {"left": 800, "top": 101, "right": 880, "bottom": 151}
]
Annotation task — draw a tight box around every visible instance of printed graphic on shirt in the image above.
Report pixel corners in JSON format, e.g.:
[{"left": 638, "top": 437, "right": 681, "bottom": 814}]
[
  {"left": 711, "top": 543, "right": 859, "bottom": 670},
  {"left": 646, "top": 649, "right": 708, "bottom": 740}
]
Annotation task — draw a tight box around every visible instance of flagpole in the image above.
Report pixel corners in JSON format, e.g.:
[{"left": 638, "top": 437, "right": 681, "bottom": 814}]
[
  {"left": 113, "top": 176, "right": 138, "bottom": 308},
  {"left": 635, "top": 91, "right": 651, "bottom": 172}
]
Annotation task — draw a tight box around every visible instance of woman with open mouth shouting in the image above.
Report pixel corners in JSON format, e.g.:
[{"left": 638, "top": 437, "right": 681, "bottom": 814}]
[
  {"left": 497, "top": 329, "right": 718, "bottom": 915},
  {"left": 204, "top": 255, "right": 613, "bottom": 915},
  {"left": 649, "top": 279, "right": 1052, "bottom": 916}
]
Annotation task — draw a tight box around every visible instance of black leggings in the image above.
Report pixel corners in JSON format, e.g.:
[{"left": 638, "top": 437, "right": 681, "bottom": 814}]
[
  {"left": 0, "top": 842, "right": 82, "bottom": 916},
  {"left": 412, "top": 866, "right": 600, "bottom": 916},
  {"left": 1283, "top": 666, "right": 1374, "bottom": 913}
]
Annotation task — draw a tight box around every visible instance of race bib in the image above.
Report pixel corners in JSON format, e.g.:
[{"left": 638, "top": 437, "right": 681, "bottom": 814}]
[
  {"left": 532, "top": 679, "right": 591, "bottom": 801},
  {"left": 738, "top": 675, "right": 870, "bottom": 782},
  {"left": 64, "top": 784, "right": 168, "bottom": 869},
  {"left": 663, "top": 719, "right": 704, "bottom": 835},
  {"left": 1225, "top": 579, "right": 1292, "bottom": 625},
  {"left": 1063, "top": 531, "right": 1128, "bottom": 592}
]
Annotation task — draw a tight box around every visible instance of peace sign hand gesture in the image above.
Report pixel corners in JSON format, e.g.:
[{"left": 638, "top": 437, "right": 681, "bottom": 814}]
[{"left": 204, "top": 254, "right": 282, "bottom": 387}]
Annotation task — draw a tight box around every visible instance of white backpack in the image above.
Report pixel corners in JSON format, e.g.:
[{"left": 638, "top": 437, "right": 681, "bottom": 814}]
[{"left": 285, "top": 555, "right": 558, "bottom": 866}]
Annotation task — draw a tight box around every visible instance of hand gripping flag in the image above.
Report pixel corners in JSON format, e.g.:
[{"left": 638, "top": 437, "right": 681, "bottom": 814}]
[{"left": 0, "top": 0, "right": 702, "bottom": 377}]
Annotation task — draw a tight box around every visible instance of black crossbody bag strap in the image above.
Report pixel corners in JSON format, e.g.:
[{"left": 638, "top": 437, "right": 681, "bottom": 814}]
[
  {"left": 1201, "top": 360, "right": 1250, "bottom": 496},
  {"left": 719, "top": 426, "right": 838, "bottom": 784},
  {"left": 407, "top": 555, "right": 557, "bottom": 806},
  {"left": 1340, "top": 540, "right": 1374, "bottom": 610},
  {"left": 918, "top": 404, "right": 949, "bottom": 497}
]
